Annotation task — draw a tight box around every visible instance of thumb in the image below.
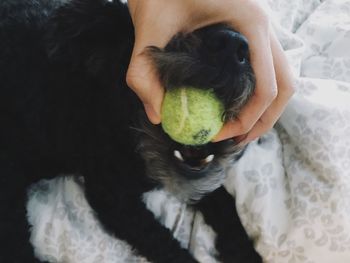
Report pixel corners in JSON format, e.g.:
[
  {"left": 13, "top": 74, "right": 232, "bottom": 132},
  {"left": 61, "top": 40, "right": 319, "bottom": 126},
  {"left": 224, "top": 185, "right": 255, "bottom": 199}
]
[{"left": 126, "top": 51, "right": 164, "bottom": 124}]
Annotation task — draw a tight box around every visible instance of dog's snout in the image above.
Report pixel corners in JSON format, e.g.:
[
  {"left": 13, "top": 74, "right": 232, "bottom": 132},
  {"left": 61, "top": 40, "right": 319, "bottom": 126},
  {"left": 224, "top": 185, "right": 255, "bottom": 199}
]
[{"left": 203, "top": 30, "right": 249, "bottom": 66}]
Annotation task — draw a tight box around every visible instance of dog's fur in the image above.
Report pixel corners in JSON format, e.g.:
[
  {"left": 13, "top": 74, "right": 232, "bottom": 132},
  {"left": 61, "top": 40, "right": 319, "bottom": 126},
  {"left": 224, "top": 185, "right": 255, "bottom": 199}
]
[{"left": 0, "top": 0, "right": 261, "bottom": 262}]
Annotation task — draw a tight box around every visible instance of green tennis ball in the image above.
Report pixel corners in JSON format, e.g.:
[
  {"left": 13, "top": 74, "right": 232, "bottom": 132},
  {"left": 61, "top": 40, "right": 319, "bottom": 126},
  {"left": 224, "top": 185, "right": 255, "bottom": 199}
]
[{"left": 161, "top": 87, "right": 224, "bottom": 145}]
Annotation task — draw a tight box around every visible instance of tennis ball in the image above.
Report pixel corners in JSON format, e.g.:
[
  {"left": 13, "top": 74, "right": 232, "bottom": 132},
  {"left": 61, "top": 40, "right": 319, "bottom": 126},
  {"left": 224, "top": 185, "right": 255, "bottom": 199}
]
[{"left": 161, "top": 87, "right": 224, "bottom": 145}]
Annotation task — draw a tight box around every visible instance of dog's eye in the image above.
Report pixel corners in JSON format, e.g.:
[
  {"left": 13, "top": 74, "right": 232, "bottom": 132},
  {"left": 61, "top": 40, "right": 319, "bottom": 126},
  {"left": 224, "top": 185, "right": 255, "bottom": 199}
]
[
  {"left": 174, "top": 150, "right": 184, "bottom": 162},
  {"left": 204, "top": 154, "right": 214, "bottom": 164}
]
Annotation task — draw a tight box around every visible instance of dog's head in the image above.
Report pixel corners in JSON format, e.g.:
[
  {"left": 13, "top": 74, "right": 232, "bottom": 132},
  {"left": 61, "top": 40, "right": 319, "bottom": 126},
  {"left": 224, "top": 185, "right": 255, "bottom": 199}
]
[
  {"left": 136, "top": 24, "right": 255, "bottom": 203},
  {"left": 46, "top": 0, "right": 255, "bottom": 203}
]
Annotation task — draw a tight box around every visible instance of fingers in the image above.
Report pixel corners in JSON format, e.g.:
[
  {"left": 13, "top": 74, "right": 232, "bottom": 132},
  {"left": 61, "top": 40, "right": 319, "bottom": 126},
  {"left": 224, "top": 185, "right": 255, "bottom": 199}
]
[
  {"left": 126, "top": 0, "right": 187, "bottom": 124},
  {"left": 126, "top": 53, "right": 164, "bottom": 124},
  {"left": 126, "top": 0, "right": 294, "bottom": 134},
  {"left": 214, "top": 28, "right": 295, "bottom": 143},
  {"left": 240, "top": 31, "right": 295, "bottom": 143}
]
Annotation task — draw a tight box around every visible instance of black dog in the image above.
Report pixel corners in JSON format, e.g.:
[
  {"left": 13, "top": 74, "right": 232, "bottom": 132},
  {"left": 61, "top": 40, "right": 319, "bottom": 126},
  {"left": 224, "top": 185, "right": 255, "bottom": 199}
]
[{"left": 0, "top": 0, "right": 261, "bottom": 262}]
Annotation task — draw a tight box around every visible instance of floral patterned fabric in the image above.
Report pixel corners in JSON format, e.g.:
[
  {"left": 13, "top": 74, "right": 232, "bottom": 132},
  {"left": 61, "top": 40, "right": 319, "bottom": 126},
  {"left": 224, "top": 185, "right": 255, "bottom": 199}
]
[{"left": 27, "top": 0, "right": 350, "bottom": 262}]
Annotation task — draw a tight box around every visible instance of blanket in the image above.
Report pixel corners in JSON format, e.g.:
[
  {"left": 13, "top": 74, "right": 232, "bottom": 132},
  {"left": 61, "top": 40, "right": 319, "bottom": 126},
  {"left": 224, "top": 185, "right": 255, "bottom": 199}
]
[{"left": 27, "top": 0, "right": 350, "bottom": 262}]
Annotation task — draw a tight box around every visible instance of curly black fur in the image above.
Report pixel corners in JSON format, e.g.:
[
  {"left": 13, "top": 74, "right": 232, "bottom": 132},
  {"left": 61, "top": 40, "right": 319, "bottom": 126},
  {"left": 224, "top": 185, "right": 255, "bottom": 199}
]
[{"left": 0, "top": 0, "right": 261, "bottom": 262}]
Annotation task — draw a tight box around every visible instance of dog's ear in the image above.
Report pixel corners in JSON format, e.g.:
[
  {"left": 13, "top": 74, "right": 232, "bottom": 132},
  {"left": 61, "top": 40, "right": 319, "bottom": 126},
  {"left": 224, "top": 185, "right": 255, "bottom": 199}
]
[{"left": 46, "top": 0, "right": 133, "bottom": 77}]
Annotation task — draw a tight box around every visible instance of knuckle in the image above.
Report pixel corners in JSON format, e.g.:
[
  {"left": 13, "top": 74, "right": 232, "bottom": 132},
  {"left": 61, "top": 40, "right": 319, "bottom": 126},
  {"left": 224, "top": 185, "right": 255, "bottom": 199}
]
[
  {"left": 239, "top": 120, "right": 253, "bottom": 134},
  {"left": 256, "top": 11, "right": 270, "bottom": 27},
  {"left": 261, "top": 115, "right": 276, "bottom": 131},
  {"left": 270, "top": 86, "right": 278, "bottom": 100},
  {"left": 126, "top": 70, "right": 136, "bottom": 90},
  {"left": 265, "top": 121, "right": 275, "bottom": 132},
  {"left": 256, "top": 85, "right": 278, "bottom": 103},
  {"left": 288, "top": 82, "right": 297, "bottom": 95},
  {"left": 282, "top": 80, "right": 297, "bottom": 100}
]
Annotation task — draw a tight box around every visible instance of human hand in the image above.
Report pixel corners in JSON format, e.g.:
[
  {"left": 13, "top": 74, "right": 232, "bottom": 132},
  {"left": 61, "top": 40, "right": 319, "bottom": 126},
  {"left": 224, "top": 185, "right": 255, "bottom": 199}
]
[{"left": 126, "top": 0, "right": 295, "bottom": 144}]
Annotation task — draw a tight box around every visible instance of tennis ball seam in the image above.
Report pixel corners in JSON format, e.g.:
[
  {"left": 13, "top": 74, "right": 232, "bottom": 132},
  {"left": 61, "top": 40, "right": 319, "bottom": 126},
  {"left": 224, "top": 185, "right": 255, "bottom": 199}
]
[
  {"left": 175, "top": 88, "right": 189, "bottom": 135},
  {"left": 161, "top": 87, "right": 224, "bottom": 145}
]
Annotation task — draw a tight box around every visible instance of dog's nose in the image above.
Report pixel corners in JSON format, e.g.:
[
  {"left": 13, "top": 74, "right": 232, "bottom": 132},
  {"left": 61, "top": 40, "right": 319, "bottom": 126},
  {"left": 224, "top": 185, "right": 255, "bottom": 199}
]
[
  {"left": 203, "top": 29, "right": 249, "bottom": 66},
  {"left": 173, "top": 147, "right": 214, "bottom": 172}
]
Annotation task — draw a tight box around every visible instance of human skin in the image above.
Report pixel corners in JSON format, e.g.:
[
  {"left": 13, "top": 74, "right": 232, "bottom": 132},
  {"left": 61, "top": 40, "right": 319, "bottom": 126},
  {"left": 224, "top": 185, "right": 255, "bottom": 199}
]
[{"left": 126, "top": 0, "right": 295, "bottom": 144}]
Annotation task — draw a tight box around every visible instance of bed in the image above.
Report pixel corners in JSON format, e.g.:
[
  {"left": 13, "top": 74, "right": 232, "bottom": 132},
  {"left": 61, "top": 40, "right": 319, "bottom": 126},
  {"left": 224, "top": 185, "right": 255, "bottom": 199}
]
[{"left": 27, "top": 0, "right": 350, "bottom": 262}]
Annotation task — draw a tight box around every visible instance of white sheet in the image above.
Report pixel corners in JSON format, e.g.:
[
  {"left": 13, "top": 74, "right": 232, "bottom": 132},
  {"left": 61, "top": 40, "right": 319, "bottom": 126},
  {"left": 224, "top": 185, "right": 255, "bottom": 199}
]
[{"left": 27, "top": 0, "right": 350, "bottom": 262}]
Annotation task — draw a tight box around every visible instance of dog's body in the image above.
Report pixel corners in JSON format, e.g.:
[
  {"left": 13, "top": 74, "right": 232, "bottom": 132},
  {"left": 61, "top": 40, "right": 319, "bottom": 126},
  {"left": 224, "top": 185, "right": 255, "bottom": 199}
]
[{"left": 0, "top": 0, "right": 261, "bottom": 262}]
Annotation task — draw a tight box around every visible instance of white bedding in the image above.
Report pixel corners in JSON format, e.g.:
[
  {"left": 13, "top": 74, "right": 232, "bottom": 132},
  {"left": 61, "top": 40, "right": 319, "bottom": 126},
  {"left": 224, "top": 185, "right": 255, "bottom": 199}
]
[{"left": 27, "top": 0, "right": 350, "bottom": 262}]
